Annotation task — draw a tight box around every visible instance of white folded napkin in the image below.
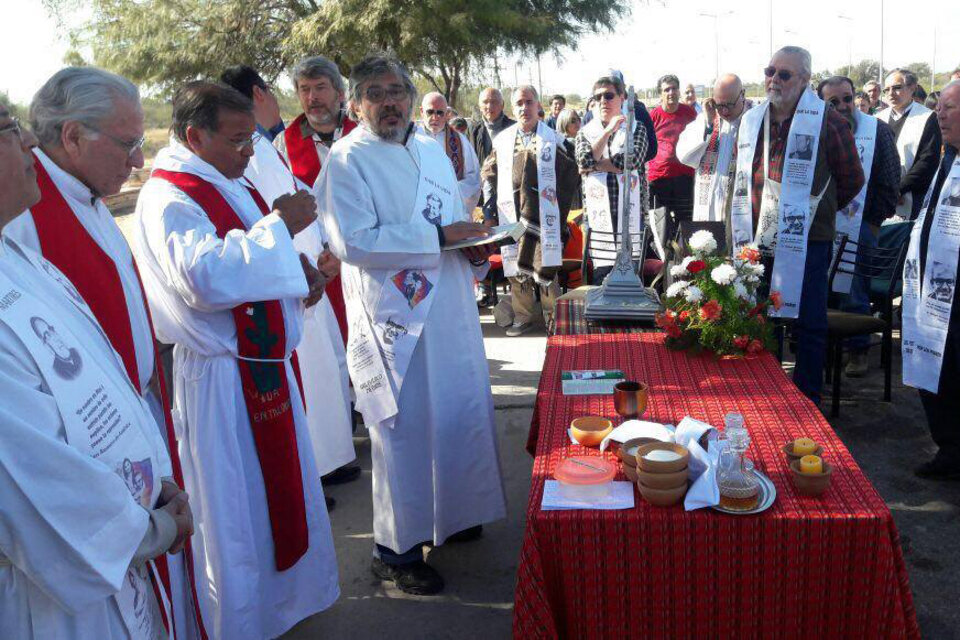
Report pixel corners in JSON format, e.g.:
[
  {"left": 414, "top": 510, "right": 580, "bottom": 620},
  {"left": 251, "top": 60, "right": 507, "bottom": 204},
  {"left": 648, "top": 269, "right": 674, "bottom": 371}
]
[
  {"left": 598, "top": 420, "right": 675, "bottom": 451},
  {"left": 675, "top": 417, "right": 721, "bottom": 510}
]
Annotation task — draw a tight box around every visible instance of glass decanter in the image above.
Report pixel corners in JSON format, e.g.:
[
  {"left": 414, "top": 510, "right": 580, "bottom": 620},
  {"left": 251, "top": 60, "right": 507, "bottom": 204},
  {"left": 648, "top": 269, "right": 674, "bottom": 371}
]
[{"left": 716, "top": 413, "right": 760, "bottom": 511}]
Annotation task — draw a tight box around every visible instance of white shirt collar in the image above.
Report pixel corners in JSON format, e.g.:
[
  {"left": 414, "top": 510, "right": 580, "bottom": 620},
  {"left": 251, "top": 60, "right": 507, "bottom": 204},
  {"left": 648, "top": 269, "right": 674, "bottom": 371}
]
[{"left": 35, "top": 148, "right": 98, "bottom": 207}]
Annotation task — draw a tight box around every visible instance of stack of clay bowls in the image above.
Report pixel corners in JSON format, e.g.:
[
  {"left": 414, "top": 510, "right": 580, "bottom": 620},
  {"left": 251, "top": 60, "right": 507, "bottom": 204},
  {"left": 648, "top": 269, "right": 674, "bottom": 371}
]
[
  {"left": 617, "top": 437, "right": 657, "bottom": 482},
  {"left": 635, "top": 442, "right": 690, "bottom": 507}
]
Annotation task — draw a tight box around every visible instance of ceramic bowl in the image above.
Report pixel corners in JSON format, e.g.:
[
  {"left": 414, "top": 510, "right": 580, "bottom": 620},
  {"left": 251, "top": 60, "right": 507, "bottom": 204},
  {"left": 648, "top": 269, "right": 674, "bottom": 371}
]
[
  {"left": 781, "top": 442, "right": 824, "bottom": 463},
  {"left": 635, "top": 442, "right": 690, "bottom": 473},
  {"left": 637, "top": 479, "right": 688, "bottom": 507},
  {"left": 789, "top": 459, "right": 834, "bottom": 497},
  {"left": 622, "top": 462, "right": 639, "bottom": 483},
  {"left": 570, "top": 416, "right": 614, "bottom": 447},
  {"left": 617, "top": 437, "right": 659, "bottom": 466},
  {"left": 636, "top": 466, "right": 689, "bottom": 490},
  {"left": 613, "top": 381, "right": 649, "bottom": 419}
]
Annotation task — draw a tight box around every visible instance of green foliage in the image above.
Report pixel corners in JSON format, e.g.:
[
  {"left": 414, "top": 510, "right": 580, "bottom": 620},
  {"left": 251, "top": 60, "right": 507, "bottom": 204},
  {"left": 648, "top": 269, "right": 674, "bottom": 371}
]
[{"left": 0, "top": 92, "right": 26, "bottom": 118}]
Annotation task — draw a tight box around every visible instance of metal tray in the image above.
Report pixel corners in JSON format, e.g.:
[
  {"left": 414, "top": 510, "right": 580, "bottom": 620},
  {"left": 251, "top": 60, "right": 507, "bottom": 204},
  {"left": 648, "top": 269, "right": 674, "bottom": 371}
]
[{"left": 710, "top": 469, "right": 777, "bottom": 515}]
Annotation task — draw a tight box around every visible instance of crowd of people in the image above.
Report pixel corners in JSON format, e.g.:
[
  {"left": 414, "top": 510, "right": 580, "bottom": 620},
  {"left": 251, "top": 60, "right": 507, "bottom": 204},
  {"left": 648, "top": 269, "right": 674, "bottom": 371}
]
[{"left": 0, "top": 43, "right": 958, "bottom": 640}]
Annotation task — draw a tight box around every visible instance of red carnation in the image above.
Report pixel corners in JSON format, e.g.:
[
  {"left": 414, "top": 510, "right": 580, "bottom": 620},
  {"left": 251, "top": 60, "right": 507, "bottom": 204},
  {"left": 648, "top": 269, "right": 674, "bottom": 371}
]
[
  {"left": 733, "top": 335, "right": 749, "bottom": 350},
  {"left": 769, "top": 291, "right": 783, "bottom": 311},
  {"left": 687, "top": 259, "right": 707, "bottom": 274},
  {"left": 678, "top": 310, "right": 690, "bottom": 323},
  {"left": 699, "top": 299, "right": 723, "bottom": 322},
  {"left": 755, "top": 314, "right": 766, "bottom": 325},
  {"left": 747, "top": 339, "right": 764, "bottom": 355},
  {"left": 666, "top": 324, "right": 683, "bottom": 338},
  {"left": 738, "top": 246, "right": 761, "bottom": 263}
]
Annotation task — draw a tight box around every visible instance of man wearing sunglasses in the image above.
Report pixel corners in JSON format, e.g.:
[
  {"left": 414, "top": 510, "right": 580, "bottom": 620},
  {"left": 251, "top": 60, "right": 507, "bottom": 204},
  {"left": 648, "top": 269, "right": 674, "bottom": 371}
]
[
  {"left": 418, "top": 92, "right": 481, "bottom": 215},
  {"left": 729, "top": 46, "right": 864, "bottom": 405},
  {"left": 818, "top": 76, "right": 900, "bottom": 378},
  {"left": 877, "top": 68, "right": 941, "bottom": 219},
  {"left": 677, "top": 73, "right": 750, "bottom": 240},
  {"left": 135, "top": 81, "right": 340, "bottom": 638},
  {"left": 2, "top": 66, "right": 208, "bottom": 639}
]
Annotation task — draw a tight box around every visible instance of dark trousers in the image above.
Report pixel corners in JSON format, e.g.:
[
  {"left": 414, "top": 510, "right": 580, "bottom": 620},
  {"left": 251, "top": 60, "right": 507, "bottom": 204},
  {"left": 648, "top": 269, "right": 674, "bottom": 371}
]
[
  {"left": 792, "top": 241, "right": 832, "bottom": 404},
  {"left": 649, "top": 175, "right": 694, "bottom": 243},
  {"left": 918, "top": 330, "right": 960, "bottom": 459}
]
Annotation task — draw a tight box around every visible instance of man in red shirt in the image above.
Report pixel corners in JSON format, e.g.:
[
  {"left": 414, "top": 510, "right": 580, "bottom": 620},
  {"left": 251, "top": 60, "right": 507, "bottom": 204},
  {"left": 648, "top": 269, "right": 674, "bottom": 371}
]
[{"left": 649, "top": 74, "right": 697, "bottom": 242}]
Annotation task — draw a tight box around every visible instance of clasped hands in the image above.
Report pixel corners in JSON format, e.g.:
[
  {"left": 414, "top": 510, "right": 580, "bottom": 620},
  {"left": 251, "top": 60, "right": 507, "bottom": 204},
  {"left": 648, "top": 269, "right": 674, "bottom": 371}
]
[{"left": 157, "top": 480, "right": 193, "bottom": 555}]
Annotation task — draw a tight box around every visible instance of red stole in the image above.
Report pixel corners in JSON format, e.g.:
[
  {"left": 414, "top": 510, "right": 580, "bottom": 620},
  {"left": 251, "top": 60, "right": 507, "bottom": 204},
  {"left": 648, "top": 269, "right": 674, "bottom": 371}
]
[
  {"left": 30, "top": 155, "right": 208, "bottom": 639},
  {"left": 444, "top": 127, "right": 465, "bottom": 180},
  {"left": 282, "top": 113, "right": 354, "bottom": 346},
  {"left": 151, "top": 168, "right": 309, "bottom": 572}
]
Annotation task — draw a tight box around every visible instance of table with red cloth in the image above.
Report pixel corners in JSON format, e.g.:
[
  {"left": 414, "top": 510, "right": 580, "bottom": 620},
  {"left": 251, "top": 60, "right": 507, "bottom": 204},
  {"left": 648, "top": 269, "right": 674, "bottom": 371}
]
[
  {"left": 552, "top": 296, "right": 654, "bottom": 337},
  {"left": 515, "top": 333, "right": 918, "bottom": 639}
]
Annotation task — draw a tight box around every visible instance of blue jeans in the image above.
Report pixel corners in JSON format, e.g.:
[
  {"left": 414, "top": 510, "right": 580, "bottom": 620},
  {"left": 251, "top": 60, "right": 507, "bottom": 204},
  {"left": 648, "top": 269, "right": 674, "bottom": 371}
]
[
  {"left": 792, "top": 241, "right": 831, "bottom": 404},
  {"left": 837, "top": 223, "right": 879, "bottom": 352}
]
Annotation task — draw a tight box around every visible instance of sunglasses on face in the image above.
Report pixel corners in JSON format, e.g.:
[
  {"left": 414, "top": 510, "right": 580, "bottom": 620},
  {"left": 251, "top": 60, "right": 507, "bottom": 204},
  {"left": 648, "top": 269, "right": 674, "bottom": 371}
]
[
  {"left": 363, "top": 85, "right": 408, "bottom": 103},
  {"left": 827, "top": 95, "right": 854, "bottom": 107},
  {"left": 593, "top": 91, "right": 618, "bottom": 102},
  {"left": 883, "top": 84, "right": 904, "bottom": 94},
  {"left": 424, "top": 109, "right": 446, "bottom": 117},
  {"left": 764, "top": 67, "right": 794, "bottom": 82}
]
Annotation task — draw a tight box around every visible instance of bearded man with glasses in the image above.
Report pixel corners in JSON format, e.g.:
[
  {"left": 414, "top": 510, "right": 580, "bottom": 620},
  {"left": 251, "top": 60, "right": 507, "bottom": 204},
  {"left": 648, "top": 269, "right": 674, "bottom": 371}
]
[
  {"left": 877, "top": 68, "right": 942, "bottom": 219},
  {"left": 677, "top": 73, "right": 751, "bottom": 244},
  {"left": 817, "top": 75, "right": 900, "bottom": 377},
  {"left": 729, "top": 46, "right": 864, "bottom": 405},
  {"left": 4, "top": 66, "right": 210, "bottom": 639}
]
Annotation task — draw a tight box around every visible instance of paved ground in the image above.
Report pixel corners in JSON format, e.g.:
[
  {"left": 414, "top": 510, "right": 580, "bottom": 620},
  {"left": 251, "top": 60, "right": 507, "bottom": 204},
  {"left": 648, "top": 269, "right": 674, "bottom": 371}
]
[{"left": 112, "top": 208, "right": 957, "bottom": 638}]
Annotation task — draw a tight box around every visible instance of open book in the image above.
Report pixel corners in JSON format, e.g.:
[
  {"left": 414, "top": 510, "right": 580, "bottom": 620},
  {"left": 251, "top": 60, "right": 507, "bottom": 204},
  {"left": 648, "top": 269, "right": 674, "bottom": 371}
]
[{"left": 442, "top": 221, "right": 525, "bottom": 251}]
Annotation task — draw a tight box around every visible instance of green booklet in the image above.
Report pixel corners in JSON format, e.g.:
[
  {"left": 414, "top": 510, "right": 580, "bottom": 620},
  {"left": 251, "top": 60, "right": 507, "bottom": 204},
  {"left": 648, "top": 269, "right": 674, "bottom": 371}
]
[{"left": 561, "top": 369, "right": 625, "bottom": 395}]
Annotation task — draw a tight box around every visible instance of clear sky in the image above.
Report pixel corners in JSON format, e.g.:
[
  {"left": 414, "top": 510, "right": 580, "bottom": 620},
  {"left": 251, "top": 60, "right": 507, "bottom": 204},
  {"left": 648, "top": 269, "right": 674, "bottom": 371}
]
[{"left": 2, "top": 0, "right": 958, "bottom": 105}]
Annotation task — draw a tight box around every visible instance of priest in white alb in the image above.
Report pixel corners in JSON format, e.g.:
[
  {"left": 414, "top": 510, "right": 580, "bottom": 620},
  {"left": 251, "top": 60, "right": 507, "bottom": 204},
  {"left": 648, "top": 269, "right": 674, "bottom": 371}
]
[
  {"left": 417, "top": 91, "right": 481, "bottom": 214},
  {"left": 133, "top": 82, "right": 338, "bottom": 639},
  {"left": 4, "top": 66, "right": 205, "bottom": 638},
  {"left": 0, "top": 101, "right": 193, "bottom": 640},
  {"left": 677, "top": 73, "right": 749, "bottom": 248},
  {"left": 316, "top": 54, "right": 507, "bottom": 595}
]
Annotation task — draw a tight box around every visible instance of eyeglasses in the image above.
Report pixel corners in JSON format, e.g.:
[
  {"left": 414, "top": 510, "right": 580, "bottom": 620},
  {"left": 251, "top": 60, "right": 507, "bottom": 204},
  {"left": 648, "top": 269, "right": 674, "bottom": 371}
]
[
  {"left": 593, "top": 91, "right": 617, "bottom": 102},
  {"left": 764, "top": 67, "right": 794, "bottom": 82},
  {"left": 424, "top": 109, "right": 447, "bottom": 117},
  {"left": 715, "top": 91, "right": 745, "bottom": 111},
  {"left": 84, "top": 123, "right": 145, "bottom": 158},
  {"left": 883, "top": 84, "right": 904, "bottom": 94},
  {"left": 0, "top": 117, "right": 23, "bottom": 141},
  {"left": 227, "top": 131, "right": 262, "bottom": 152},
  {"left": 363, "top": 85, "right": 408, "bottom": 103},
  {"left": 827, "top": 95, "right": 855, "bottom": 107}
]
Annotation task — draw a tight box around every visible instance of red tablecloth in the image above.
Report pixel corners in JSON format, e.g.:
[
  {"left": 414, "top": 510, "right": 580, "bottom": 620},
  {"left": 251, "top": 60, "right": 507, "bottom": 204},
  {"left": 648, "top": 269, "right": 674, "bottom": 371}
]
[
  {"left": 514, "top": 333, "right": 918, "bottom": 639},
  {"left": 552, "top": 297, "right": 655, "bottom": 337}
]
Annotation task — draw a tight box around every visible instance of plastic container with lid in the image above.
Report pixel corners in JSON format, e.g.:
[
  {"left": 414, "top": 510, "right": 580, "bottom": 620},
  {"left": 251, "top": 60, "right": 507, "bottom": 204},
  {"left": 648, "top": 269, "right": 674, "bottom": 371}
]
[{"left": 554, "top": 456, "right": 617, "bottom": 502}]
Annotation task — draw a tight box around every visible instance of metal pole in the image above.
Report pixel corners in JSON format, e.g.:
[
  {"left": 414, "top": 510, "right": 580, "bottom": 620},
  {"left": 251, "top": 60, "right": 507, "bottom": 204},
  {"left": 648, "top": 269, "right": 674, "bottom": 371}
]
[
  {"left": 931, "top": 28, "right": 937, "bottom": 89},
  {"left": 769, "top": 0, "right": 773, "bottom": 59},
  {"left": 715, "top": 15, "right": 720, "bottom": 81},
  {"left": 879, "top": 0, "right": 884, "bottom": 84},
  {"left": 536, "top": 55, "right": 543, "bottom": 98}
]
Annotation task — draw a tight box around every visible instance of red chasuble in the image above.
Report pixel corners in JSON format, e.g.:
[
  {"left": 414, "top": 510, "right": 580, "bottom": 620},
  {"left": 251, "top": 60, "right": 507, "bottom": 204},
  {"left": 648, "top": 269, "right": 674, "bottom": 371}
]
[
  {"left": 283, "top": 113, "right": 356, "bottom": 346},
  {"left": 30, "top": 155, "right": 207, "bottom": 639},
  {"left": 151, "top": 169, "right": 309, "bottom": 572}
]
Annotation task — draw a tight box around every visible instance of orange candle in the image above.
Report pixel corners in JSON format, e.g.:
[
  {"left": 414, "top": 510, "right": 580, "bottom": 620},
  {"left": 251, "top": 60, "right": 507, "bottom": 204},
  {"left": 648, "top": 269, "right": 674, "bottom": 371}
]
[
  {"left": 793, "top": 438, "right": 817, "bottom": 456},
  {"left": 800, "top": 455, "right": 823, "bottom": 475}
]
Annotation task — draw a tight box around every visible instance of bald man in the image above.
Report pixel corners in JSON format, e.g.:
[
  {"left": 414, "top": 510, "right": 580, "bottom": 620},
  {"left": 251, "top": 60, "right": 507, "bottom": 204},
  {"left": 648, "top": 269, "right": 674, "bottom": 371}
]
[
  {"left": 677, "top": 73, "right": 750, "bottom": 242},
  {"left": 419, "top": 92, "right": 481, "bottom": 214}
]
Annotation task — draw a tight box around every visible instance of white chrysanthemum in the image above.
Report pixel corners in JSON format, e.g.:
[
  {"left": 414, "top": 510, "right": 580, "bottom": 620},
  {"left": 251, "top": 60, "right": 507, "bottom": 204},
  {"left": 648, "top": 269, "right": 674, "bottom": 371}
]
[
  {"left": 670, "top": 264, "right": 688, "bottom": 278},
  {"left": 711, "top": 263, "right": 737, "bottom": 286},
  {"left": 688, "top": 230, "right": 718, "bottom": 255},
  {"left": 748, "top": 262, "right": 765, "bottom": 276},
  {"left": 733, "top": 281, "right": 750, "bottom": 301},
  {"left": 684, "top": 285, "right": 704, "bottom": 303},
  {"left": 666, "top": 280, "right": 690, "bottom": 298}
]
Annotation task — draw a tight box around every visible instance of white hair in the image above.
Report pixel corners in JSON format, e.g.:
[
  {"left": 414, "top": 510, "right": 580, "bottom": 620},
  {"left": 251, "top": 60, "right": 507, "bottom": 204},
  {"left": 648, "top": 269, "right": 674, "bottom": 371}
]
[{"left": 30, "top": 67, "right": 140, "bottom": 147}]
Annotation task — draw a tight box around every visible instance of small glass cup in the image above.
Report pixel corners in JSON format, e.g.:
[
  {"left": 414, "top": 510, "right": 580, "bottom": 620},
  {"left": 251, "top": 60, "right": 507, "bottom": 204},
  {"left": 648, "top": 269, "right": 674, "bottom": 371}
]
[{"left": 613, "top": 381, "right": 649, "bottom": 420}]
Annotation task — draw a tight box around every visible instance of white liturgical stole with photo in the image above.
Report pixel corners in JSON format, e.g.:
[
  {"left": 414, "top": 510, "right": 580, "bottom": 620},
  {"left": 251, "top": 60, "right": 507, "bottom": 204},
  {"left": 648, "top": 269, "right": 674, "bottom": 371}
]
[
  {"left": 832, "top": 110, "right": 878, "bottom": 294},
  {"left": 579, "top": 116, "right": 642, "bottom": 267},
  {"left": 693, "top": 115, "right": 741, "bottom": 224},
  {"left": 902, "top": 156, "right": 960, "bottom": 393},
  {"left": 494, "top": 121, "right": 563, "bottom": 276},
  {"left": 0, "top": 240, "right": 169, "bottom": 639},
  {"left": 342, "top": 133, "right": 455, "bottom": 428},
  {"left": 878, "top": 103, "right": 934, "bottom": 218},
  {"left": 730, "top": 90, "right": 826, "bottom": 319}
]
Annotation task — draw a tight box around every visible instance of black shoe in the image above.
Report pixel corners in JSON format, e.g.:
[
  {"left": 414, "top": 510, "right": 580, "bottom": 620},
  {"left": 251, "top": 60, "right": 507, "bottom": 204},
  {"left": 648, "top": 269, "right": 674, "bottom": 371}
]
[
  {"left": 371, "top": 558, "right": 444, "bottom": 595},
  {"left": 322, "top": 464, "right": 362, "bottom": 486},
  {"left": 325, "top": 495, "right": 336, "bottom": 511},
  {"left": 445, "top": 525, "right": 483, "bottom": 543},
  {"left": 914, "top": 454, "right": 960, "bottom": 480}
]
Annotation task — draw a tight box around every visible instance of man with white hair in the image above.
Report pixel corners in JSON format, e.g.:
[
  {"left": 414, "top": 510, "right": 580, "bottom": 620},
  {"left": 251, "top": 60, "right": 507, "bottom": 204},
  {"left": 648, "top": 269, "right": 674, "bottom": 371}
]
[
  {"left": 683, "top": 83, "right": 702, "bottom": 114},
  {"left": 3, "top": 66, "right": 206, "bottom": 637},
  {"left": 469, "top": 87, "right": 515, "bottom": 168},
  {"left": 0, "top": 99, "right": 193, "bottom": 640},
  {"left": 729, "top": 46, "right": 864, "bottom": 404},
  {"left": 418, "top": 91, "right": 481, "bottom": 214},
  {"left": 863, "top": 80, "right": 887, "bottom": 115},
  {"left": 877, "top": 68, "right": 942, "bottom": 218},
  {"left": 902, "top": 80, "right": 960, "bottom": 480},
  {"left": 316, "top": 54, "right": 506, "bottom": 595},
  {"left": 677, "top": 73, "right": 749, "bottom": 241},
  {"left": 134, "top": 81, "right": 339, "bottom": 638}
]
